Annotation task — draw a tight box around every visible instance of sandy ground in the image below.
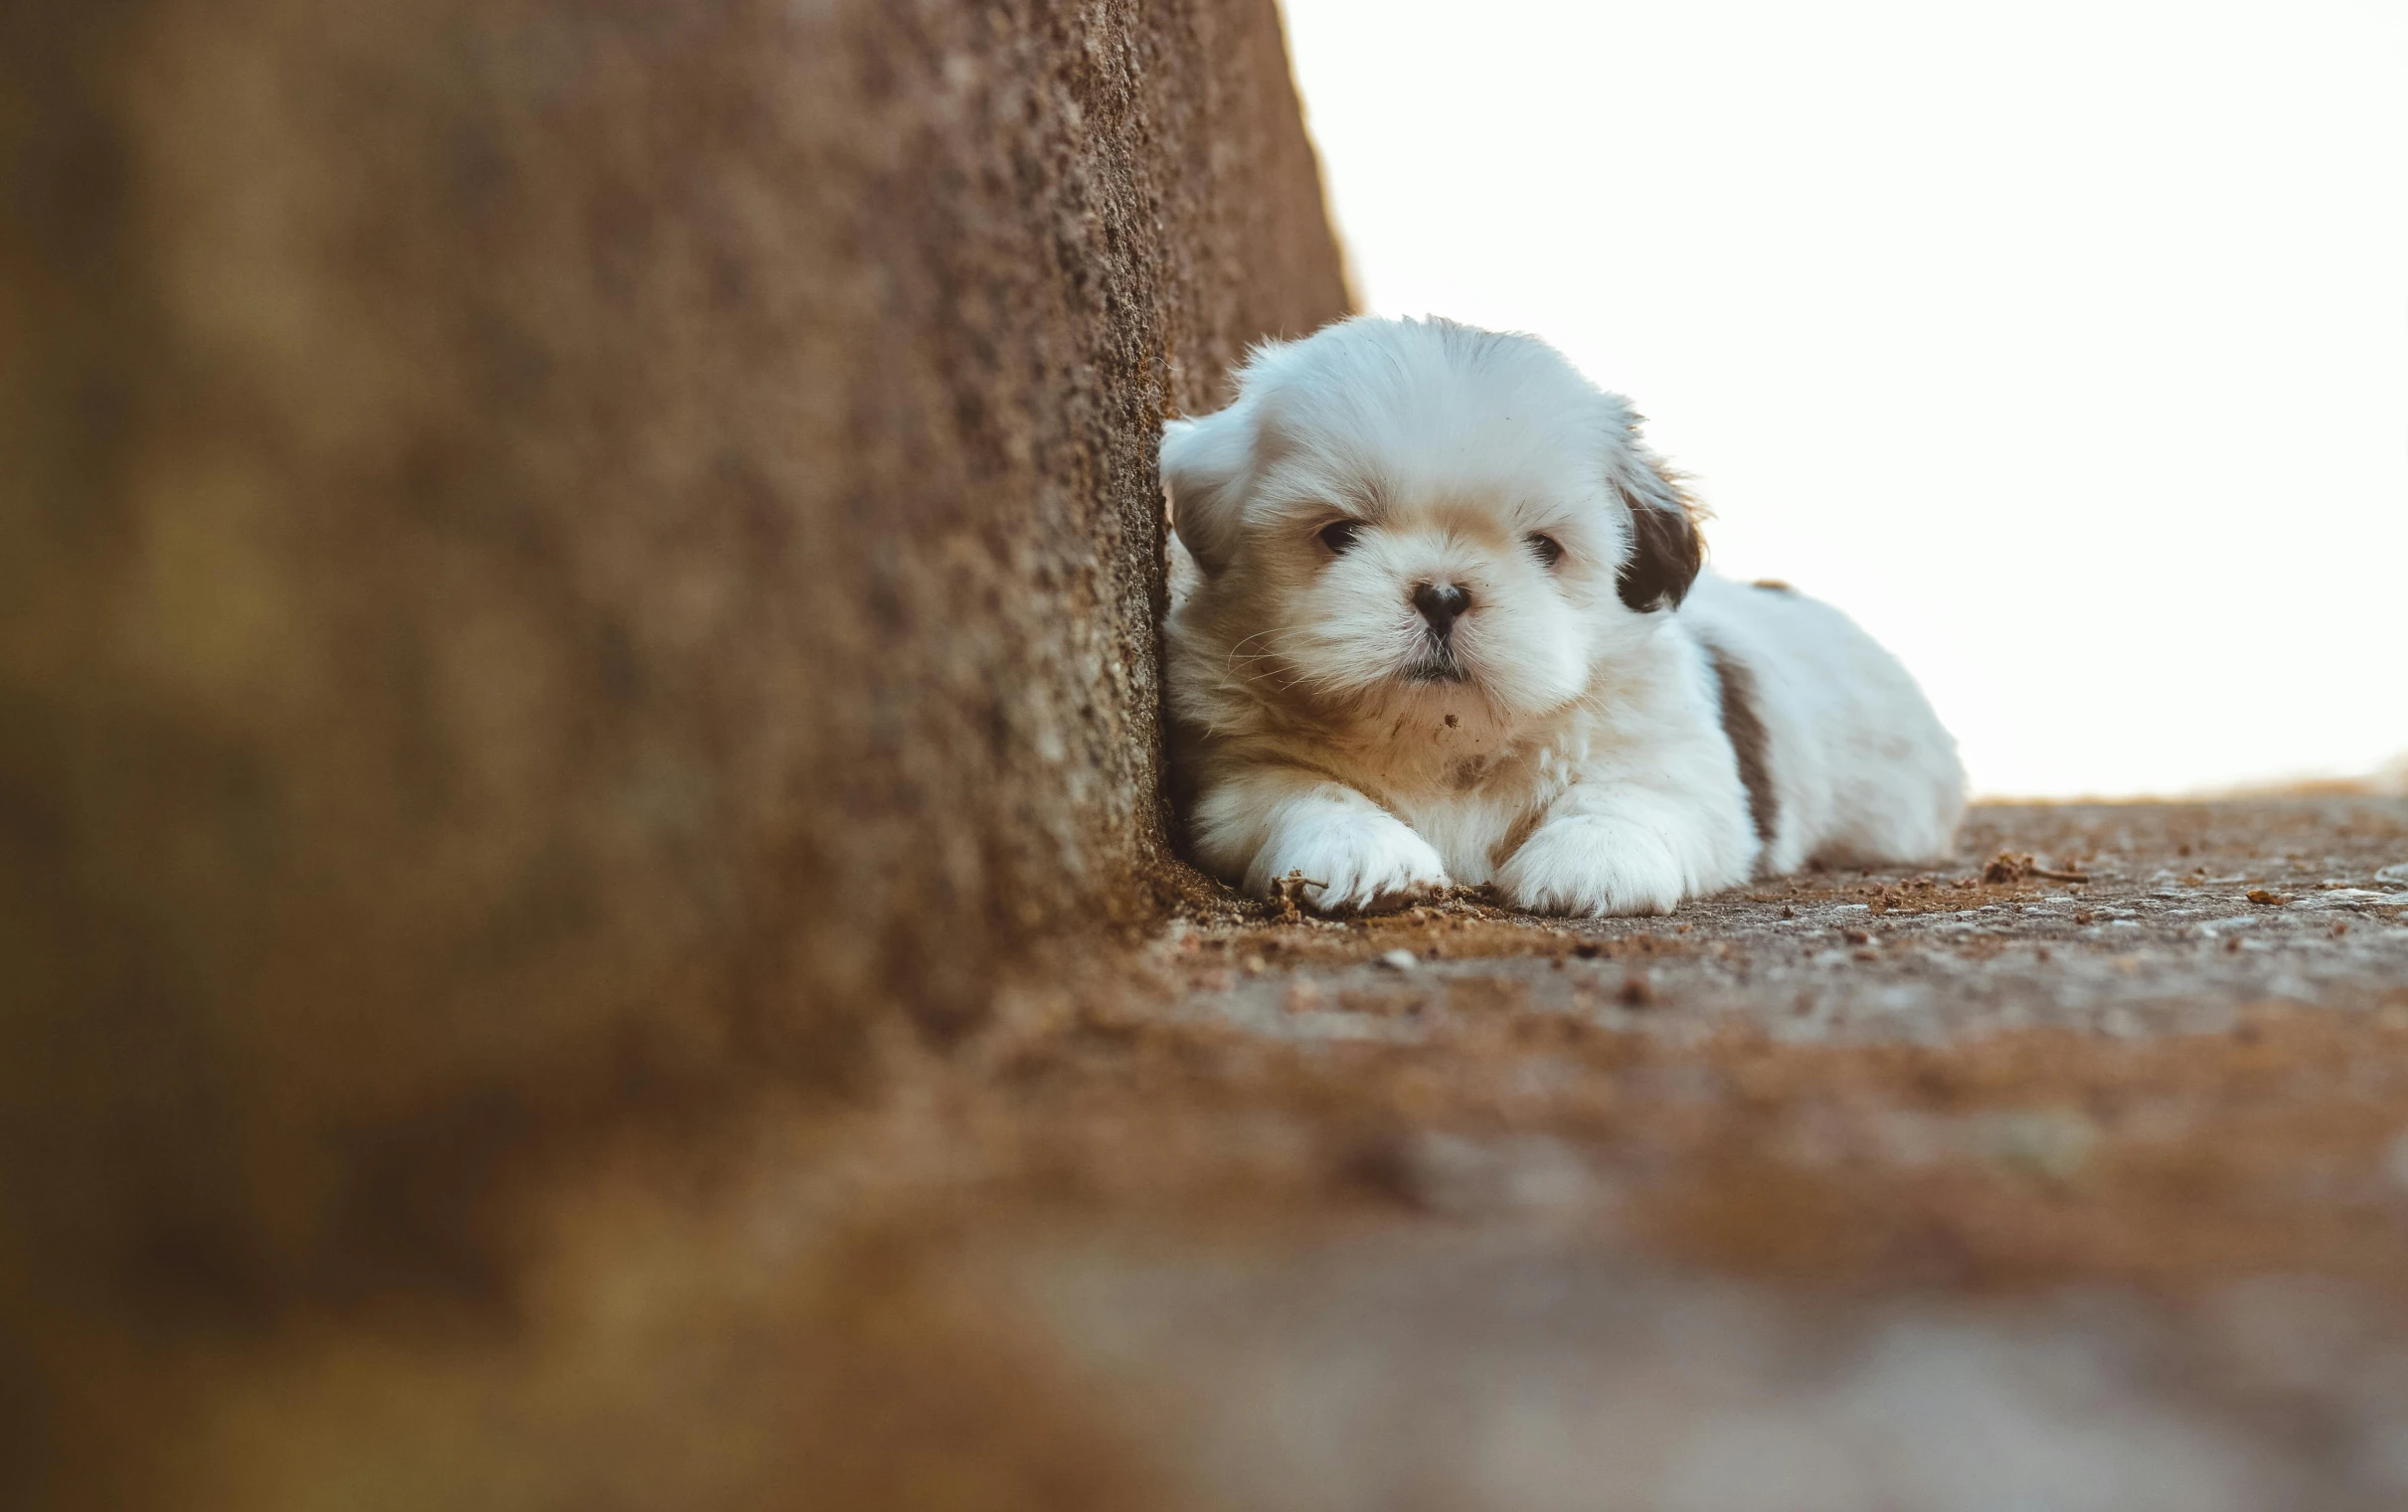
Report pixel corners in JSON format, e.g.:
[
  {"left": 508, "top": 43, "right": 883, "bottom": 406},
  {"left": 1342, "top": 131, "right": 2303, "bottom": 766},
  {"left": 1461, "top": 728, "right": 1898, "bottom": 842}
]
[
  {"left": 932, "top": 797, "right": 2408, "bottom": 1509},
  {"left": 186, "top": 798, "right": 2408, "bottom": 1511}
]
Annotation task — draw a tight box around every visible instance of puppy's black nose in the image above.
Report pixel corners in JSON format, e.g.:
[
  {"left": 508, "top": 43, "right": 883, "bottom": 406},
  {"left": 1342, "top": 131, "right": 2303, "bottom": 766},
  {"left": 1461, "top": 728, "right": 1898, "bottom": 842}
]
[{"left": 1412, "top": 581, "right": 1472, "bottom": 635}]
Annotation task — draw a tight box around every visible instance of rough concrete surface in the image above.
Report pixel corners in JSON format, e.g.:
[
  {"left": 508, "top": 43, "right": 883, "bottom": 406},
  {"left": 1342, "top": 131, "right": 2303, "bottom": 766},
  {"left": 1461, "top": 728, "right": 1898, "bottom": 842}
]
[{"left": 0, "top": 0, "right": 1343, "bottom": 1502}]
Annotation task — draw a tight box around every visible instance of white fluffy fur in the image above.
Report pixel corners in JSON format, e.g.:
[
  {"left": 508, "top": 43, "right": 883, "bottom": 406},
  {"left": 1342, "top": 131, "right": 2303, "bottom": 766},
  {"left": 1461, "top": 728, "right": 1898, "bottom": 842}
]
[{"left": 1160, "top": 315, "right": 1965, "bottom": 917}]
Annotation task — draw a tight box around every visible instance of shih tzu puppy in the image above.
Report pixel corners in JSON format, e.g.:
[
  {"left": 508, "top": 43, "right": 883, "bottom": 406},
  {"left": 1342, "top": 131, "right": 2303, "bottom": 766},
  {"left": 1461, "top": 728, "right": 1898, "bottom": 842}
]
[{"left": 1159, "top": 315, "right": 1964, "bottom": 917}]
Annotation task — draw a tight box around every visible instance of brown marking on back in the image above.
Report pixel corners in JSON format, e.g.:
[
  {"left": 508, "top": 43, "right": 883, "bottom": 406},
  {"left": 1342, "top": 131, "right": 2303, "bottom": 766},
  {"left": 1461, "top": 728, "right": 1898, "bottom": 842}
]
[{"left": 1705, "top": 641, "right": 1778, "bottom": 853}]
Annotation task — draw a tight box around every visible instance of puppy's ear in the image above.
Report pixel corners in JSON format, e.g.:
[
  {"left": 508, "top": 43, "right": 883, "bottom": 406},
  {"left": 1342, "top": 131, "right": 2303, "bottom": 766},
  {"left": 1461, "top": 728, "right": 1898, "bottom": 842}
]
[
  {"left": 1610, "top": 444, "right": 1703, "bottom": 613},
  {"left": 1160, "top": 406, "right": 1257, "bottom": 575}
]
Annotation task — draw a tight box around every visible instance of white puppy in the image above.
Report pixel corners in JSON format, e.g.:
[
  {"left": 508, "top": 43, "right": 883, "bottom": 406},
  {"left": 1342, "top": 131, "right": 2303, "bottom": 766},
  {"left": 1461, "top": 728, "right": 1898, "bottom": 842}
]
[{"left": 1159, "top": 315, "right": 1964, "bottom": 917}]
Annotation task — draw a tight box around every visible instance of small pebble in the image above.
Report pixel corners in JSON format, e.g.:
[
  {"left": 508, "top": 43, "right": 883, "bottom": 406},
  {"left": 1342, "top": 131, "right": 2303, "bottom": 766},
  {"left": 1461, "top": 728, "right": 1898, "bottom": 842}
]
[{"left": 1376, "top": 948, "right": 1418, "bottom": 971}]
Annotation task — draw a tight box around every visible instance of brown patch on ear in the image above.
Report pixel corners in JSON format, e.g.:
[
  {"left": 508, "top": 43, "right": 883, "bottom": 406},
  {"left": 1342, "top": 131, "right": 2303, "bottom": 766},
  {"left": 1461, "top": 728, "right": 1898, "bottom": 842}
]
[
  {"left": 1250, "top": 406, "right": 1302, "bottom": 470},
  {"left": 1615, "top": 483, "right": 1703, "bottom": 612}
]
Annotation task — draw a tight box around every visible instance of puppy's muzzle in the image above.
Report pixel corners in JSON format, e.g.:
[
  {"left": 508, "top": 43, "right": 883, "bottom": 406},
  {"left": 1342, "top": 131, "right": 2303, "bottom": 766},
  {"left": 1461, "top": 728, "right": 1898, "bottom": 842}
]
[{"left": 1408, "top": 581, "right": 1472, "bottom": 683}]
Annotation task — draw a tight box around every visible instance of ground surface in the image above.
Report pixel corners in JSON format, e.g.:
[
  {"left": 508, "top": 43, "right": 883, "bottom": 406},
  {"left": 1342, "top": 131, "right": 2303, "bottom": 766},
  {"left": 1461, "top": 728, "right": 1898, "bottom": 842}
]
[
  {"left": 902, "top": 797, "right": 2408, "bottom": 1509},
  {"left": 180, "top": 798, "right": 2408, "bottom": 1511}
]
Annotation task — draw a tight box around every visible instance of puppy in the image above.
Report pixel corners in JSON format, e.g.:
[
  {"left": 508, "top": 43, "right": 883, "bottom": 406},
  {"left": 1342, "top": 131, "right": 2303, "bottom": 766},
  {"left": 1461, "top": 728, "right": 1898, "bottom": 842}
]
[{"left": 1159, "top": 315, "right": 1964, "bottom": 917}]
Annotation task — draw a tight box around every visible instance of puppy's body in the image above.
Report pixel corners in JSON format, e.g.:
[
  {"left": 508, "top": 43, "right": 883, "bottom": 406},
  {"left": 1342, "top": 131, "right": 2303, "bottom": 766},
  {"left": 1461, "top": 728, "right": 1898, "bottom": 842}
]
[
  {"left": 1162, "top": 317, "right": 1962, "bottom": 917},
  {"left": 1679, "top": 575, "right": 1966, "bottom": 876}
]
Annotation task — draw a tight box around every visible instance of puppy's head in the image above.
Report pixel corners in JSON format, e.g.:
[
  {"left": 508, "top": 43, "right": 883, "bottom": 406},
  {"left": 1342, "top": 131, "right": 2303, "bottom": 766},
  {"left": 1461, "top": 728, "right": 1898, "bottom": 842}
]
[{"left": 1163, "top": 316, "right": 1700, "bottom": 733}]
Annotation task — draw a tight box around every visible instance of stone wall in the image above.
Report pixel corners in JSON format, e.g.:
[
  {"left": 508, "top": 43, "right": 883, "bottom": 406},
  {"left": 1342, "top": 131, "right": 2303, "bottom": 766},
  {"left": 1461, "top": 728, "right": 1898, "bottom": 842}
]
[{"left": 0, "top": 0, "right": 1346, "bottom": 1499}]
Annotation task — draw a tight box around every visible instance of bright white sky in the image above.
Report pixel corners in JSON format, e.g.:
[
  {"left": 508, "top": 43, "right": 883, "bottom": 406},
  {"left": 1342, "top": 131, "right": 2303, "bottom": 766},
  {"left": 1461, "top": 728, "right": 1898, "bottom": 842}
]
[{"left": 1278, "top": 0, "right": 2407, "bottom": 797}]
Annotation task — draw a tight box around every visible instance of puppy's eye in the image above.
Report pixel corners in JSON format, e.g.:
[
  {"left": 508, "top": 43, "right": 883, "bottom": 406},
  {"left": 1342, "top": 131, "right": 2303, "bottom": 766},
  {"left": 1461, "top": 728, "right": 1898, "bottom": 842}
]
[
  {"left": 1527, "top": 532, "right": 1564, "bottom": 568},
  {"left": 1317, "top": 520, "right": 1364, "bottom": 554}
]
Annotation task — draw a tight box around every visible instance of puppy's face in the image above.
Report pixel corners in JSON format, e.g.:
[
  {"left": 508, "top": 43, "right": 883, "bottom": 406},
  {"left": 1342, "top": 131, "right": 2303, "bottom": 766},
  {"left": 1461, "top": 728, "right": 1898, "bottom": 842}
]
[
  {"left": 1164, "top": 318, "right": 1700, "bottom": 739},
  {"left": 1208, "top": 463, "right": 1600, "bottom": 722}
]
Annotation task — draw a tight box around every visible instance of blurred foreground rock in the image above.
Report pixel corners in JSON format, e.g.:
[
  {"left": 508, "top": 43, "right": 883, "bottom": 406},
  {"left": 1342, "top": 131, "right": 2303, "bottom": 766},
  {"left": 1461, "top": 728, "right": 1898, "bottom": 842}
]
[{"left": 0, "top": 0, "right": 1342, "bottom": 1502}]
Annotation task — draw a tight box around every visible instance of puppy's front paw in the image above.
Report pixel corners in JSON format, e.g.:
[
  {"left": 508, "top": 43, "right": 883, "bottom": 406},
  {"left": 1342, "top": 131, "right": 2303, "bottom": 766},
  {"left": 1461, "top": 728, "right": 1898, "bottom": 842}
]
[
  {"left": 1249, "top": 812, "right": 1450, "bottom": 915},
  {"left": 1494, "top": 816, "right": 1684, "bottom": 918}
]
